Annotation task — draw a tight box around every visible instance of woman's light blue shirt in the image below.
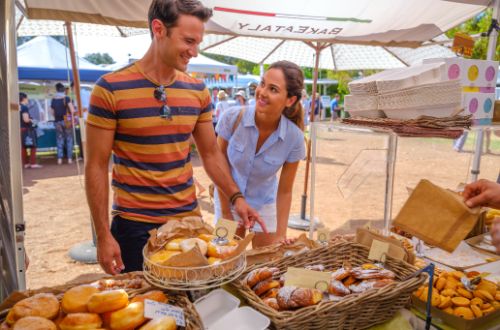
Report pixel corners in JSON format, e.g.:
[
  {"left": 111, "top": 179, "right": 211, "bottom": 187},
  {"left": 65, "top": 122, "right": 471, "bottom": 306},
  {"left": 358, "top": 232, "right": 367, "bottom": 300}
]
[{"left": 215, "top": 106, "right": 306, "bottom": 210}]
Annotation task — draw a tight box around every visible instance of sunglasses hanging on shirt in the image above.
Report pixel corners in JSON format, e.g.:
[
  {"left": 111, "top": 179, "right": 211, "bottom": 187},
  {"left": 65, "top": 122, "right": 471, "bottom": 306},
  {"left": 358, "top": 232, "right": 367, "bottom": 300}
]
[{"left": 153, "top": 85, "right": 173, "bottom": 120}]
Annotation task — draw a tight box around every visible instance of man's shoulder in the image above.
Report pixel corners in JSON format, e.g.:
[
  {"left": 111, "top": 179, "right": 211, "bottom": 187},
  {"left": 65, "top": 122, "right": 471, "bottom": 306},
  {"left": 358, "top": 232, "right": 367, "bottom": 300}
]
[
  {"left": 173, "top": 71, "right": 207, "bottom": 92},
  {"left": 96, "top": 63, "right": 141, "bottom": 88}
]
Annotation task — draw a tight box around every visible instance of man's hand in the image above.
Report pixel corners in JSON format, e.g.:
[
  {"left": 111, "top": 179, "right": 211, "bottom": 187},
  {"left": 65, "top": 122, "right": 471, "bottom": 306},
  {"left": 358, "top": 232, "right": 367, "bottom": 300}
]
[
  {"left": 96, "top": 234, "right": 125, "bottom": 275},
  {"left": 491, "top": 218, "right": 500, "bottom": 254},
  {"left": 463, "top": 179, "right": 500, "bottom": 209},
  {"left": 233, "top": 198, "right": 268, "bottom": 233}
]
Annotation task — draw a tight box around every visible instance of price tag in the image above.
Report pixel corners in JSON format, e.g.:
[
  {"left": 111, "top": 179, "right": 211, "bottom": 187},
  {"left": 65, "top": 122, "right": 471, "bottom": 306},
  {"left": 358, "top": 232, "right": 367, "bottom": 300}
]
[
  {"left": 316, "top": 228, "right": 330, "bottom": 244},
  {"left": 368, "top": 239, "right": 390, "bottom": 262},
  {"left": 144, "top": 299, "right": 185, "bottom": 327},
  {"left": 284, "top": 267, "right": 331, "bottom": 292},
  {"left": 214, "top": 218, "right": 238, "bottom": 241}
]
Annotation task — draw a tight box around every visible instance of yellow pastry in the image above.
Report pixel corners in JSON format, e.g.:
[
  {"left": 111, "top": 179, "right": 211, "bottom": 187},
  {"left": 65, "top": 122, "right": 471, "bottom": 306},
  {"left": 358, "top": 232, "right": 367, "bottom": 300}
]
[
  {"left": 87, "top": 289, "right": 128, "bottom": 314},
  {"left": 139, "top": 316, "right": 177, "bottom": 330},
  {"left": 58, "top": 313, "right": 103, "bottom": 330},
  {"left": 198, "top": 234, "right": 216, "bottom": 242},
  {"left": 62, "top": 285, "right": 99, "bottom": 313},
  {"left": 150, "top": 250, "right": 181, "bottom": 264},
  {"left": 11, "top": 293, "right": 60, "bottom": 322},
  {"left": 451, "top": 297, "right": 470, "bottom": 307},
  {"left": 165, "top": 238, "right": 186, "bottom": 251},
  {"left": 179, "top": 238, "right": 208, "bottom": 255},
  {"left": 453, "top": 307, "right": 474, "bottom": 320},
  {"left": 12, "top": 316, "right": 57, "bottom": 330},
  {"left": 109, "top": 302, "right": 146, "bottom": 330}
]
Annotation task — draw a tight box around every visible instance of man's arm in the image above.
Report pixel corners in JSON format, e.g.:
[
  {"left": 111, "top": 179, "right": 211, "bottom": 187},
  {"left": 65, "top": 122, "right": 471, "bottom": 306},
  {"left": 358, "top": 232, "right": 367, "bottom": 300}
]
[
  {"left": 192, "top": 121, "right": 267, "bottom": 232},
  {"left": 85, "top": 124, "right": 124, "bottom": 274},
  {"left": 463, "top": 179, "right": 500, "bottom": 209}
]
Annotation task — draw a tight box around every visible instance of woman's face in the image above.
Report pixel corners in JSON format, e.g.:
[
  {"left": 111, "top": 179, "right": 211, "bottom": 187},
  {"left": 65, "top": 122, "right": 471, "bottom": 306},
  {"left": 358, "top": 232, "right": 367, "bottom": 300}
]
[{"left": 255, "top": 68, "right": 296, "bottom": 116}]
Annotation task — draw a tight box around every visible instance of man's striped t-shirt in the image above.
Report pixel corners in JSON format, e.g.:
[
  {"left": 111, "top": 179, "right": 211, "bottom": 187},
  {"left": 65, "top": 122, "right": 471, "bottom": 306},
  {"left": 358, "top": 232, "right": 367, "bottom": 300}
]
[{"left": 87, "top": 62, "right": 212, "bottom": 223}]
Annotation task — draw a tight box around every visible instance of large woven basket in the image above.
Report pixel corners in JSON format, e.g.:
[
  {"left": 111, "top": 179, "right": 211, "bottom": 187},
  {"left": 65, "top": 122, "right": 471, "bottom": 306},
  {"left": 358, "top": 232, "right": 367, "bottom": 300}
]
[
  {"left": 232, "top": 242, "right": 426, "bottom": 330},
  {"left": 0, "top": 272, "right": 203, "bottom": 330}
]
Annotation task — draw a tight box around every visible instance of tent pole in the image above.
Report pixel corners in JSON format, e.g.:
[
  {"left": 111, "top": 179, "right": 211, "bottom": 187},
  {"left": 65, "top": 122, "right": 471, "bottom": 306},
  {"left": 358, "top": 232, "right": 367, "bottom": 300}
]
[
  {"left": 64, "top": 22, "right": 83, "bottom": 118},
  {"left": 471, "top": 0, "right": 499, "bottom": 182}
]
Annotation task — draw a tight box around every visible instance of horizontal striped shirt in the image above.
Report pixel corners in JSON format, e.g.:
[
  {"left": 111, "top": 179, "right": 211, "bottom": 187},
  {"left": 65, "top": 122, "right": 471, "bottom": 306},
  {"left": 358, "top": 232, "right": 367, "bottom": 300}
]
[{"left": 87, "top": 62, "right": 212, "bottom": 223}]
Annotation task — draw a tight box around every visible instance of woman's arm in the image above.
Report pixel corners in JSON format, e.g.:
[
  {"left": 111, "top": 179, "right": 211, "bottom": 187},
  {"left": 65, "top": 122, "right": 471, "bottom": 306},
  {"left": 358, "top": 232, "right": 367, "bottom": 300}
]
[
  {"left": 216, "top": 135, "right": 235, "bottom": 220},
  {"left": 276, "top": 161, "right": 300, "bottom": 239}
]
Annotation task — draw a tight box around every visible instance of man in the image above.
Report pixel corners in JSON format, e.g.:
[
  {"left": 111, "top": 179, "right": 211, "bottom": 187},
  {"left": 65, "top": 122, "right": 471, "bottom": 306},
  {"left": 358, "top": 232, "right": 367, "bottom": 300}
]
[
  {"left": 463, "top": 178, "right": 500, "bottom": 253},
  {"left": 85, "top": 0, "right": 264, "bottom": 275},
  {"left": 330, "top": 94, "right": 341, "bottom": 121}
]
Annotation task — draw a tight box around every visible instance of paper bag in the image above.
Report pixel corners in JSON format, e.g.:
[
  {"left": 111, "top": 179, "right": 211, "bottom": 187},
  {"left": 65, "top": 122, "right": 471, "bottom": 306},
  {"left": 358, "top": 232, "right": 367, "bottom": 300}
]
[
  {"left": 356, "top": 228, "right": 415, "bottom": 264},
  {"left": 393, "top": 179, "right": 481, "bottom": 252}
]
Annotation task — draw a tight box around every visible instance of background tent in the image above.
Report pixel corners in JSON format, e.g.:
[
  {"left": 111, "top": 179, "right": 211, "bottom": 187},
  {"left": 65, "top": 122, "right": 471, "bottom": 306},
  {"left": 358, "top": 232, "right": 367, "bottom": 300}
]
[{"left": 17, "top": 36, "right": 110, "bottom": 82}]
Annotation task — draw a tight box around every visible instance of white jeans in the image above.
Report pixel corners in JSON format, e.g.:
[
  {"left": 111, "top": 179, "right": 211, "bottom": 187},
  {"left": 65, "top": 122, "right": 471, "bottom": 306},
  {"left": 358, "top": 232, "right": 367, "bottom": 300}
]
[{"left": 213, "top": 190, "right": 277, "bottom": 233}]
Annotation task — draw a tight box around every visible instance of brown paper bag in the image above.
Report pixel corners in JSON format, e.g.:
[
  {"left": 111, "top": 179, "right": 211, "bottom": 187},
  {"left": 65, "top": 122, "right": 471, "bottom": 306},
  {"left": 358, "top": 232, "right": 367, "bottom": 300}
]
[{"left": 393, "top": 179, "right": 481, "bottom": 252}]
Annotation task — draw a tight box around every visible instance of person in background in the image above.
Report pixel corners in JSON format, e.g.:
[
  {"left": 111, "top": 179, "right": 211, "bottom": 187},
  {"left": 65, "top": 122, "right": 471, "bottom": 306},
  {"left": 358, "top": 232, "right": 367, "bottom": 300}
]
[
  {"left": 214, "top": 90, "right": 229, "bottom": 131},
  {"left": 20, "top": 92, "right": 42, "bottom": 169},
  {"left": 312, "top": 92, "right": 323, "bottom": 121},
  {"left": 330, "top": 93, "right": 341, "bottom": 121},
  {"left": 301, "top": 89, "right": 311, "bottom": 127},
  {"left": 215, "top": 60, "right": 306, "bottom": 247},
  {"left": 234, "top": 90, "right": 247, "bottom": 107},
  {"left": 71, "top": 81, "right": 91, "bottom": 121},
  {"left": 51, "top": 82, "right": 75, "bottom": 165},
  {"left": 463, "top": 178, "right": 500, "bottom": 253}
]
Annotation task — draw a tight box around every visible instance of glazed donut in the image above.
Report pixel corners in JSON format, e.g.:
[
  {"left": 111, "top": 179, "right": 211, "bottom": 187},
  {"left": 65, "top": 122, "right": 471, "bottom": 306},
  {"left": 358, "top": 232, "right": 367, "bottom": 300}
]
[
  {"left": 62, "top": 285, "right": 99, "bottom": 313},
  {"left": 12, "top": 316, "right": 57, "bottom": 330},
  {"left": 87, "top": 289, "right": 128, "bottom": 314},
  {"left": 58, "top": 313, "right": 102, "bottom": 330},
  {"left": 139, "top": 316, "right": 177, "bottom": 330},
  {"left": 131, "top": 290, "right": 168, "bottom": 304},
  {"left": 11, "top": 293, "right": 60, "bottom": 322},
  {"left": 109, "top": 301, "right": 146, "bottom": 330},
  {"left": 179, "top": 238, "right": 208, "bottom": 255}
]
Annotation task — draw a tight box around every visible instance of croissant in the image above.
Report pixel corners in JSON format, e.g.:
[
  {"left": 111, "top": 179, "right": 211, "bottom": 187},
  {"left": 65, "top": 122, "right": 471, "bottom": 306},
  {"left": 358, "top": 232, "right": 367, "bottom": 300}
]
[
  {"left": 276, "top": 286, "right": 323, "bottom": 310},
  {"left": 263, "top": 297, "right": 280, "bottom": 310},
  {"left": 331, "top": 267, "right": 351, "bottom": 281},
  {"left": 245, "top": 267, "right": 279, "bottom": 288},
  {"left": 351, "top": 268, "right": 395, "bottom": 280},
  {"left": 349, "top": 278, "right": 394, "bottom": 293},
  {"left": 253, "top": 279, "right": 280, "bottom": 297},
  {"left": 328, "top": 279, "right": 350, "bottom": 296},
  {"left": 262, "top": 288, "right": 279, "bottom": 299},
  {"left": 305, "top": 264, "right": 326, "bottom": 272}
]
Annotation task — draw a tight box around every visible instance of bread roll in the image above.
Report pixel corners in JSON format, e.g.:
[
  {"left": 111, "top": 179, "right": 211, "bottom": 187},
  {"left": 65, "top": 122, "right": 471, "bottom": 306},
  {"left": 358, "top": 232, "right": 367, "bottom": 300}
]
[
  {"left": 179, "top": 238, "right": 207, "bottom": 255},
  {"left": 276, "top": 287, "right": 322, "bottom": 310},
  {"left": 149, "top": 250, "right": 181, "bottom": 264},
  {"left": 131, "top": 291, "right": 168, "bottom": 304},
  {"left": 165, "top": 238, "right": 186, "bottom": 251},
  {"left": 197, "top": 234, "right": 216, "bottom": 242},
  {"left": 12, "top": 316, "right": 57, "bottom": 330},
  {"left": 58, "top": 313, "right": 102, "bottom": 330},
  {"left": 87, "top": 289, "right": 128, "bottom": 314},
  {"left": 206, "top": 242, "right": 237, "bottom": 259},
  {"left": 109, "top": 302, "right": 146, "bottom": 330},
  {"left": 62, "top": 285, "right": 99, "bottom": 313},
  {"left": 11, "top": 293, "right": 60, "bottom": 322},
  {"left": 139, "top": 316, "right": 177, "bottom": 330}
]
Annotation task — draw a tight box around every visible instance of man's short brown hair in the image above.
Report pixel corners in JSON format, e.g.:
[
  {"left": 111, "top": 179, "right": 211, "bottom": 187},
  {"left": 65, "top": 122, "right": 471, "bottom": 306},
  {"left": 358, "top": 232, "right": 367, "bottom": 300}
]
[{"left": 148, "top": 0, "right": 213, "bottom": 36}]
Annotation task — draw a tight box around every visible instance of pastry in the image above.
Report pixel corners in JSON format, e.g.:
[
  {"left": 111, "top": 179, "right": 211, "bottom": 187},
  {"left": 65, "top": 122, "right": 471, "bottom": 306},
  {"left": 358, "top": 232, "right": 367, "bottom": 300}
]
[
  {"left": 207, "top": 242, "right": 237, "bottom": 259},
  {"left": 165, "top": 238, "right": 186, "bottom": 251},
  {"left": 476, "top": 280, "right": 497, "bottom": 297},
  {"left": 149, "top": 250, "right": 181, "bottom": 264},
  {"left": 263, "top": 288, "right": 279, "bottom": 299},
  {"left": 349, "top": 279, "right": 394, "bottom": 294},
  {"left": 11, "top": 293, "right": 60, "bottom": 322},
  {"left": 179, "top": 238, "right": 208, "bottom": 255},
  {"left": 351, "top": 267, "right": 395, "bottom": 280},
  {"left": 87, "top": 289, "right": 129, "bottom": 314},
  {"left": 12, "top": 316, "right": 57, "bottom": 330},
  {"left": 62, "top": 285, "right": 99, "bottom": 313},
  {"left": 328, "top": 280, "right": 350, "bottom": 296},
  {"left": 207, "top": 257, "right": 222, "bottom": 265},
  {"left": 131, "top": 290, "right": 168, "bottom": 304},
  {"left": 245, "top": 267, "right": 279, "bottom": 288},
  {"left": 109, "top": 301, "right": 146, "bottom": 330},
  {"left": 139, "top": 316, "right": 177, "bottom": 330},
  {"left": 58, "top": 313, "right": 102, "bottom": 330},
  {"left": 304, "top": 265, "right": 325, "bottom": 272},
  {"left": 453, "top": 307, "right": 474, "bottom": 320},
  {"left": 253, "top": 279, "right": 280, "bottom": 297},
  {"left": 263, "top": 297, "right": 280, "bottom": 310},
  {"left": 276, "top": 286, "right": 323, "bottom": 310},
  {"left": 197, "top": 234, "right": 216, "bottom": 242},
  {"left": 331, "top": 267, "right": 351, "bottom": 281}
]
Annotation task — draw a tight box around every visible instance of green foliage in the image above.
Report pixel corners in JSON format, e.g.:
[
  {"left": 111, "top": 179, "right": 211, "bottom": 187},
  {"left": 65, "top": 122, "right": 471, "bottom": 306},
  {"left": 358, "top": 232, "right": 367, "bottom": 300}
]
[
  {"left": 201, "top": 52, "right": 260, "bottom": 74},
  {"left": 83, "top": 53, "right": 115, "bottom": 65}
]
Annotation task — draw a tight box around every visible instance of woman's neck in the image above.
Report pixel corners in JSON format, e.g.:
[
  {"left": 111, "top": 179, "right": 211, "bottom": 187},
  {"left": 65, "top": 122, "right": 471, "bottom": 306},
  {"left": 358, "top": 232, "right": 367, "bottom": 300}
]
[{"left": 255, "top": 110, "right": 281, "bottom": 133}]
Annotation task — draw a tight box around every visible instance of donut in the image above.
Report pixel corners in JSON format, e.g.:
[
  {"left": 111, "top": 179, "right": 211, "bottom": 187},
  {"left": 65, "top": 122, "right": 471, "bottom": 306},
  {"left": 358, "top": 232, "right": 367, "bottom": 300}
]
[
  {"left": 58, "top": 313, "right": 102, "bottom": 330},
  {"left": 62, "top": 285, "right": 99, "bottom": 313},
  {"left": 87, "top": 289, "right": 128, "bottom": 314},
  {"left": 179, "top": 238, "right": 208, "bottom": 255},
  {"left": 109, "top": 301, "right": 146, "bottom": 330},
  {"left": 12, "top": 316, "right": 57, "bottom": 330}
]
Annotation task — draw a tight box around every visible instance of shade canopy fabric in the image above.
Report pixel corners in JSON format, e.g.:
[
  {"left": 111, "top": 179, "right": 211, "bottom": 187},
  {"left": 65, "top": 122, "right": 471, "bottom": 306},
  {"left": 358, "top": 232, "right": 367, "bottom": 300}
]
[
  {"left": 22, "top": 0, "right": 489, "bottom": 47},
  {"left": 201, "top": 34, "right": 456, "bottom": 71}
]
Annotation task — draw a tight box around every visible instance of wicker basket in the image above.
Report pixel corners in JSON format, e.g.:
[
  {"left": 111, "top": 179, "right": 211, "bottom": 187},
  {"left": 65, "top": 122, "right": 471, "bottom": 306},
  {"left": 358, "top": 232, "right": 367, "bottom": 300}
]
[
  {"left": 232, "top": 242, "right": 426, "bottom": 330},
  {"left": 0, "top": 272, "right": 203, "bottom": 330}
]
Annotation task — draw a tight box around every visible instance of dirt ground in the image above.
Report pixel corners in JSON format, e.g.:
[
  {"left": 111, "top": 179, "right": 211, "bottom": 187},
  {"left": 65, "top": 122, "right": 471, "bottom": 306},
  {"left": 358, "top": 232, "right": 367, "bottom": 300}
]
[{"left": 22, "top": 128, "right": 500, "bottom": 289}]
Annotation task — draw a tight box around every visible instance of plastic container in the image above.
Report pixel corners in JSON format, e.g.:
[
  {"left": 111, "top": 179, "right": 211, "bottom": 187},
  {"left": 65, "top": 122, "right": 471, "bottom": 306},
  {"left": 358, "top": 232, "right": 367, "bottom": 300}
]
[{"left": 194, "top": 289, "right": 270, "bottom": 330}]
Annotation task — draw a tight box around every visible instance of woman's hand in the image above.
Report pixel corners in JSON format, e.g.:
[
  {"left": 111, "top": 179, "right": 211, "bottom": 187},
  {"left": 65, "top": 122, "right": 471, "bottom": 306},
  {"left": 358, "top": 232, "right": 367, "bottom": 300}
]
[{"left": 280, "top": 237, "right": 298, "bottom": 245}]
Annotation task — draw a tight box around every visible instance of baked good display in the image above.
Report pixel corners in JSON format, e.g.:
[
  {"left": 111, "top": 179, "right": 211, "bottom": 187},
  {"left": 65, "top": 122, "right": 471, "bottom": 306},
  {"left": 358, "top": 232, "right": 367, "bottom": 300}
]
[
  {"left": 139, "top": 316, "right": 177, "bottom": 330},
  {"left": 87, "top": 289, "right": 129, "bottom": 314},
  {"left": 414, "top": 270, "right": 500, "bottom": 320},
  {"left": 61, "top": 285, "right": 100, "bottom": 313},
  {"left": 10, "top": 293, "right": 60, "bottom": 323},
  {"left": 11, "top": 316, "right": 57, "bottom": 330},
  {"left": 58, "top": 313, "right": 102, "bottom": 330}
]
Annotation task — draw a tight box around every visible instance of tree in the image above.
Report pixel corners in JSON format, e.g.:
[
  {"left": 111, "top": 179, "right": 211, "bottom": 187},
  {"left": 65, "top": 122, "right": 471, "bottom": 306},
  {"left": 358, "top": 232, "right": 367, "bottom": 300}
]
[{"left": 83, "top": 53, "right": 115, "bottom": 65}]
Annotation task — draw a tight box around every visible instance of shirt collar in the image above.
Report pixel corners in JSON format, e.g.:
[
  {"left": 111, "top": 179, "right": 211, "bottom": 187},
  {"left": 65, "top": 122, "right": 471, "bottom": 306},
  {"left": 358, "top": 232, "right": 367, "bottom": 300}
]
[{"left": 243, "top": 106, "right": 287, "bottom": 141}]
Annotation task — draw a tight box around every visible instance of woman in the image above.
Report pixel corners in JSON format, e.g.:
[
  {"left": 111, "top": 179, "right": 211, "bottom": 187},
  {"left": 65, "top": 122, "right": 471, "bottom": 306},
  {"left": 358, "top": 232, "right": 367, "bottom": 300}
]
[
  {"left": 234, "top": 90, "right": 247, "bottom": 107},
  {"left": 214, "top": 90, "right": 230, "bottom": 130},
  {"left": 215, "top": 61, "right": 306, "bottom": 247},
  {"left": 20, "top": 93, "right": 42, "bottom": 169},
  {"left": 51, "top": 82, "right": 75, "bottom": 165}
]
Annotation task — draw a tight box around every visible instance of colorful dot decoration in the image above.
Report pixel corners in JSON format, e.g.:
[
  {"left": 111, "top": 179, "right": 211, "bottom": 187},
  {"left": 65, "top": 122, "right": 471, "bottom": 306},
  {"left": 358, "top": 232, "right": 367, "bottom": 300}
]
[
  {"left": 469, "top": 98, "right": 478, "bottom": 113},
  {"left": 484, "top": 98, "right": 493, "bottom": 113},
  {"left": 485, "top": 66, "right": 496, "bottom": 81},
  {"left": 467, "top": 65, "right": 479, "bottom": 81},
  {"left": 448, "top": 64, "right": 460, "bottom": 80}
]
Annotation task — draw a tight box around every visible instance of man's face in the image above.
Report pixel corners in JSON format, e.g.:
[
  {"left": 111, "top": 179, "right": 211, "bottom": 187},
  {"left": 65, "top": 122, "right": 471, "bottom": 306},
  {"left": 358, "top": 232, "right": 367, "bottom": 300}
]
[{"left": 154, "top": 15, "right": 204, "bottom": 71}]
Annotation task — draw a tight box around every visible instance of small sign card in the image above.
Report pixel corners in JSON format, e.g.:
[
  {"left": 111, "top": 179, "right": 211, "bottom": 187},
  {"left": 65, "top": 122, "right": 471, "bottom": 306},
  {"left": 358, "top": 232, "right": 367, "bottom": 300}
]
[
  {"left": 368, "top": 239, "right": 390, "bottom": 262},
  {"left": 316, "top": 227, "right": 330, "bottom": 244},
  {"left": 214, "top": 218, "right": 238, "bottom": 240},
  {"left": 284, "top": 267, "right": 331, "bottom": 292},
  {"left": 144, "top": 299, "right": 186, "bottom": 327}
]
